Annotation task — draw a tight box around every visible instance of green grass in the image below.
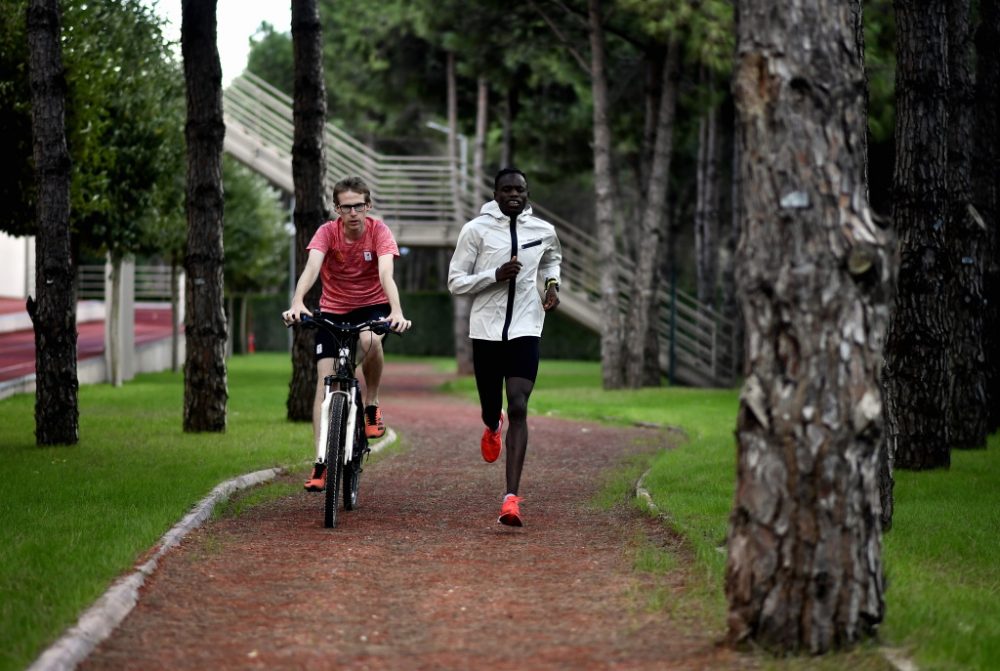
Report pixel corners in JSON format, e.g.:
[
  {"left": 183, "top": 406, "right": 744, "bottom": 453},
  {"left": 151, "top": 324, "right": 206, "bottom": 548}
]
[
  {"left": 444, "top": 358, "right": 999, "bottom": 670},
  {"left": 2, "top": 355, "right": 996, "bottom": 670},
  {"left": 0, "top": 354, "right": 311, "bottom": 671}
]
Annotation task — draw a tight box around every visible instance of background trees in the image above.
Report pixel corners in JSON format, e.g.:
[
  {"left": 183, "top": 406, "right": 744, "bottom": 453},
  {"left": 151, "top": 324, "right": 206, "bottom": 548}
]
[{"left": 222, "top": 158, "right": 288, "bottom": 356}]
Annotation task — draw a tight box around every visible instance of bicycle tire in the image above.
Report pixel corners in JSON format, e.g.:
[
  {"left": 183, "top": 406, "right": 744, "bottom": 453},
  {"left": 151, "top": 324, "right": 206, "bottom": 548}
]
[
  {"left": 343, "top": 392, "right": 367, "bottom": 511},
  {"left": 324, "top": 394, "right": 347, "bottom": 528}
]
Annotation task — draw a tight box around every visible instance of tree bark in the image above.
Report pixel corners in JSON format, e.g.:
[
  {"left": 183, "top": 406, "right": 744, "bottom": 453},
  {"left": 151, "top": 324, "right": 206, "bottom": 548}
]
[
  {"left": 287, "top": 0, "right": 327, "bottom": 421},
  {"left": 474, "top": 76, "right": 488, "bottom": 183},
  {"left": 27, "top": 0, "right": 78, "bottom": 445},
  {"left": 589, "top": 0, "right": 624, "bottom": 389},
  {"left": 695, "top": 71, "right": 721, "bottom": 308},
  {"left": 850, "top": 0, "right": 893, "bottom": 531},
  {"left": 721, "top": 136, "right": 744, "bottom": 379},
  {"left": 500, "top": 81, "right": 519, "bottom": 168},
  {"left": 974, "top": 0, "right": 1000, "bottom": 434},
  {"left": 945, "top": 0, "right": 988, "bottom": 449},
  {"left": 171, "top": 256, "right": 181, "bottom": 373},
  {"left": 181, "top": 0, "right": 228, "bottom": 433},
  {"left": 726, "top": 0, "right": 891, "bottom": 653},
  {"left": 883, "top": 0, "right": 952, "bottom": 469},
  {"left": 108, "top": 256, "right": 123, "bottom": 387},
  {"left": 625, "top": 39, "right": 679, "bottom": 389},
  {"left": 450, "top": 54, "right": 474, "bottom": 375}
]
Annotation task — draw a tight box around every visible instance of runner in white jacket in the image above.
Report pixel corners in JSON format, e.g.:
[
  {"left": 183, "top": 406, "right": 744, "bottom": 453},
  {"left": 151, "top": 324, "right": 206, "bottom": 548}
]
[{"left": 447, "top": 168, "right": 562, "bottom": 527}]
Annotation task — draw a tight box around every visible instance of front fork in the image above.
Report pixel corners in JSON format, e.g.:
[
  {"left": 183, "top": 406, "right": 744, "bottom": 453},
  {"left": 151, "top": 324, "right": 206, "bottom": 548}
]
[{"left": 315, "top": 378, "right": 359, "bottom": 466}]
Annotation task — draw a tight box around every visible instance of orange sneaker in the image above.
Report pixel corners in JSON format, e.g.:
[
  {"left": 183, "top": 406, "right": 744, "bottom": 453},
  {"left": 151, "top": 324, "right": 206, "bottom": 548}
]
[
  {"left": 498, "top": 494, "right": 524, "bottom": 527},
  {"left": 364, "top": 405, "right": 386, "bottom": 439},
  {"left": 304, "top": 462, "right": 326, "bottom": 492},
  {"left": 480, "top": 413, "right": 503, "bottom": 463}
]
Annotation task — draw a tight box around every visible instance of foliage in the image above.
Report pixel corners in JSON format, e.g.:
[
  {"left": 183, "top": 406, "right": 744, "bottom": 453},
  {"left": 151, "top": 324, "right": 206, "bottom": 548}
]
[
  {"left": 222, "top": 157, "right": 289, "bottom": 297},
  {"left": 245, "top": 21, "right": 293, "bottom": 93},
  {"left": 0, "top": 0, "right": 186, "bottom": 262},
  {"left": 863, "top": 0, "right": 897, "bottom": 144},
  {"left": 62, "top": 0, "right": 186, "bottom": 261},
  {"left": 0, "top": 0, "right": 35, "bottom": 236}
]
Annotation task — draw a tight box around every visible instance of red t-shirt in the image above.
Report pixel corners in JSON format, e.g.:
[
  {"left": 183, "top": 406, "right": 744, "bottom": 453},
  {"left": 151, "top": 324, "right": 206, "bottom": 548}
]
[{"left": 307, "top": 216, "right": 400, "bottom": 313}]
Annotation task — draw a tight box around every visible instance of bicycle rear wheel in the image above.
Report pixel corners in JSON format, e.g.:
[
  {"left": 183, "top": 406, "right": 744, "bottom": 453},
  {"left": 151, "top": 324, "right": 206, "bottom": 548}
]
[
  {"left": 343, "top": 392, "right": 368, "bottom": 511},
  {"left": 324, "top": 394, "right": 347, "bottom": 528}
]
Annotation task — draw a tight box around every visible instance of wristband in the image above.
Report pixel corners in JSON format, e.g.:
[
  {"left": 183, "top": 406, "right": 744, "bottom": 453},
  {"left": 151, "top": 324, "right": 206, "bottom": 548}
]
[{"left": 545, "top": 278, "right": 559, "bottom": 292}]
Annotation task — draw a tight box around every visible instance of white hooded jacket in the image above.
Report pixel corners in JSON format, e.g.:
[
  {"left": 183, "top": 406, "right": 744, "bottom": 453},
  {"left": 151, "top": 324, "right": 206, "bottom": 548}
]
[{"left": 448, "top": 201, "right": 563, "bottom": 341}]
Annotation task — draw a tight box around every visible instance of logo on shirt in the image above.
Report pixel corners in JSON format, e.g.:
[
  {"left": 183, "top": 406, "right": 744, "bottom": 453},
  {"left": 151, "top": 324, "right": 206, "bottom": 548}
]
[
  {"left": 363, "top": 251, "right": 373, "bottom": 262},
  {"left": 333, "top": 250, "right": 345, "bottom": 263}
]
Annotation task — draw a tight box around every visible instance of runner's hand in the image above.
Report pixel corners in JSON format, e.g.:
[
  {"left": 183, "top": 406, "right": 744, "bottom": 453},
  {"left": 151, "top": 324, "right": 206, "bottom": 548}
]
[
  {"left": 496, "top": 256, "right": 521, "bottom": 282},
  {"left": 543, "top": 285, "right": 560, "bottom": 312}
]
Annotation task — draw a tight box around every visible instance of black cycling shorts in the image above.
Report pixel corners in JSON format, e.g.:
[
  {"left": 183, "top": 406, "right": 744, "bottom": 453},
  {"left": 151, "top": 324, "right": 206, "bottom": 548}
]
[{"left": 315, "top": 303, "right": 390, "bottom": 362}]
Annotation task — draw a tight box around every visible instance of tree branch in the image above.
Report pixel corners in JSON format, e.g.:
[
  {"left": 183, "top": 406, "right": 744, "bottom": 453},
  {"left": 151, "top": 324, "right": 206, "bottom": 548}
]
[{"left": 527, "top": 0, "right": 591, "bottom": 75}]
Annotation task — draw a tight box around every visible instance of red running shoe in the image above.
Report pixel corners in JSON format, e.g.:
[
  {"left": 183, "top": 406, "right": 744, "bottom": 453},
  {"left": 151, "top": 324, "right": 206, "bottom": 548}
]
[
  {"left": 480, "top": 412, "right": 503, "bottom": 463},
  {"left": 303, "top": 462, "right": 326, "bottom": 492},
  {"left": 498, "top": 494, "right": 524, "bottom": 527},
  {"left": 365, "top": 405, "right": 386, "bottom": 439}
]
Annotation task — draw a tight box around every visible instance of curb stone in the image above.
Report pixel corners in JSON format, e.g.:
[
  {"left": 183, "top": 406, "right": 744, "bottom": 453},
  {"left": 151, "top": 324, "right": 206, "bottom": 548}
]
[
  {"left": 633, "top": 466, "right": 917, "bottom": 671},
  {"left": 28, "top": 429, "right": 397, "bottom": 671}
]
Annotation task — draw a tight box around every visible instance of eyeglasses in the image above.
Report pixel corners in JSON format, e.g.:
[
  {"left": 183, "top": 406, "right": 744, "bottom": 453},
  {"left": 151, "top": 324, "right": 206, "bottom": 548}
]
[{"left": 337, "top": 202, "right": 369, "bottom": 213}]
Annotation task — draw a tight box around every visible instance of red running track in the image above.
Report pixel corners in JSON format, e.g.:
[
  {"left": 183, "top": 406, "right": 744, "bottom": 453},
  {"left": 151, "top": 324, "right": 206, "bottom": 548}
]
[{"left": 0, "top": 298, "right": 176, "bottom": 383}]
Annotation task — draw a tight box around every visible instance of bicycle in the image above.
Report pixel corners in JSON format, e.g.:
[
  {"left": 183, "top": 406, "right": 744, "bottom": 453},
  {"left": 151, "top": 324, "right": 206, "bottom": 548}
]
[{"left": 289, "top": 311, "right": 395, "bottom": 528}]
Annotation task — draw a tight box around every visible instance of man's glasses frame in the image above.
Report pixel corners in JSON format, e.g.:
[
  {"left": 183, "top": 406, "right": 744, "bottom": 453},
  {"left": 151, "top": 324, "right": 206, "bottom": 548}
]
[{"left": 337, "top": 202, "right": 370, "bottom": 214}]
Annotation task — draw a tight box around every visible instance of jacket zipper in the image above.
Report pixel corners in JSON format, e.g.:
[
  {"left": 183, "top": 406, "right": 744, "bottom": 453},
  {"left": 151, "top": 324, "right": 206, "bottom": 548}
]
[{"left": 501, "top": 215, "right": 518, "bottom": 341}]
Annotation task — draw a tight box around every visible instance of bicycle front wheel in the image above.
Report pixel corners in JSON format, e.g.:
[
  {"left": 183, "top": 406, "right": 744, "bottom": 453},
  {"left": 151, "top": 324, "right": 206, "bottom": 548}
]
[
  {"left": 324, "top": 394, "right": 347, "bottom": 528},
  {"left": 343, "top": 393, "right": 368, "bottom": 511}
]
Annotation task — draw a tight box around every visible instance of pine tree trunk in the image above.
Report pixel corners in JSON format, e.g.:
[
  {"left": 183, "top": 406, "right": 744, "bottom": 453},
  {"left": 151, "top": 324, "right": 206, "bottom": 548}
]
[
  {"left": 726, "top": 0, "right": 891, "bottom": 653},
  {"left": 695, "top": 76, "right": 721, "bottom": 308},
  {"left": 589, "top": 0, "right": 623, "bottom": 389},
  {"left": 108, "top": 256, "right": 122, "bottom": 387},
  {"left": 974, "top": 0, "right": 1000, "bottom": 433},
  {"left": 171, "top": 258, "right": 181, "bottom": 372},
  {"left": 27, "top": 0, "right": 78, "bottom": 445},
  {"left": 625, "top": 39, "right": 679, "bottom": 388},
  {"left": 181, "top": 0, "right": 228, "bottom": 433},
  {"left": 883, "top": 0, "right": 952, "bottom": 469},
  {"left": 474, "top": 76, "right": 488, "bottom": 183},
  {"left": 453, "top": 77, "right": 488, "bottom": 377},
  {"left": 287, "top": 0, "right": 327, "bottom": 421},
  {"left": 946, "top": 0, "right": 988, "bottom": 449},
  {"left": 721, "top": 136, "right": 744, "bottom": 378}
]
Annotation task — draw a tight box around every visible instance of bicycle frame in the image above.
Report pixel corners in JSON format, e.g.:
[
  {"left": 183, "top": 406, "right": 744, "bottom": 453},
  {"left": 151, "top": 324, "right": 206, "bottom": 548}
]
[
  {"left": 289, "top": 311, "right": 395, "bottom": 528},
  {"left": 306, "top": 313, "right": 389, "bottom": 467}
]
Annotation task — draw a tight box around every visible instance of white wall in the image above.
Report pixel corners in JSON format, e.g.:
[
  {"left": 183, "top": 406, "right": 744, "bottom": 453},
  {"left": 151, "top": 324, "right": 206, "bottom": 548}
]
[{"left": 0, "top": 233, "right": 34, "bottom": 299}]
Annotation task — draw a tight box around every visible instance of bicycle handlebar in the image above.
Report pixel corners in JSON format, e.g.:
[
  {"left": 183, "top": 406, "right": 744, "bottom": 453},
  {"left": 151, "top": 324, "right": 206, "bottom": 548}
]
[{"left": 285, "top": 311, "right": 399, "bottom": 337}]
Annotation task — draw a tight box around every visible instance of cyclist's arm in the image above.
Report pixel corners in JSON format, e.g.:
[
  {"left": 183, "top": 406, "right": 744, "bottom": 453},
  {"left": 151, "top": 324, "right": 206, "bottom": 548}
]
[
  {"left": 284, "top": 248, "right": 325, "bottom": 323},
  {"left": 377, "top": 254, "right": 411, "bottom": 332}
]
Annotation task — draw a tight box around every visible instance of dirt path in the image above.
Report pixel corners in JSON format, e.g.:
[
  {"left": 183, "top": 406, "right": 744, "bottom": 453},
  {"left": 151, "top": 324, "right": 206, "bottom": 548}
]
[{"left": 81, "top": 362, "right": 751, "bottom": 670}]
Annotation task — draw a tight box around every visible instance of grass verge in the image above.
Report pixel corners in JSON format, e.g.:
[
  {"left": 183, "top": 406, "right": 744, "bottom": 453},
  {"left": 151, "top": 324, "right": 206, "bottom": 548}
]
[
  {"left": 0, "top": 354, "right": 310, "bottom": 671},
  {"left": 443, "top": 358, "right": 999, "bottom": 671},
  {"left": 2, "top": 355, "right": 995, "bottom": 671}
]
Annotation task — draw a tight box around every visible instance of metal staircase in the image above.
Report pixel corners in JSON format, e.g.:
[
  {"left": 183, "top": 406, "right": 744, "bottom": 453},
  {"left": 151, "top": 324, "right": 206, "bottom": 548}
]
[{"left": 223, "top": 72, "right": 738, "bottom": 387}]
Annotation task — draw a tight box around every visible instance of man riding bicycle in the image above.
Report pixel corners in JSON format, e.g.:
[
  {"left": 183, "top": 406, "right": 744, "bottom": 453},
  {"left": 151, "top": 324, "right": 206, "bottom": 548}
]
[{"left": 283, "top": 176, "right": 412, "bottom": 492}]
